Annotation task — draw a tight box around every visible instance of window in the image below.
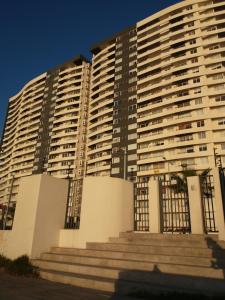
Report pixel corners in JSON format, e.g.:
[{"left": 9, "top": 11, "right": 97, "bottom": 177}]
[
  {"left": 128, "top": 154, "right": 137, "bottom": 161},
  {"left": 111, "top": 167, "right": 120, "bottom": 174},
  {"left": 112, "top": 157, "right": 120, "bottom": 163},
  {"left": 113, "top": 128, "right": 120, "bottom": 134},
  {"left": 188, "top": 21, "right": 194, "bottom": 27},
  {"left": 199, "top": 145, "right": 207, "bottom": 151},
  {"left": 116, "top": 50, "right": 122, "bottom": 56},
  {"left": 210, "top": 63, "right": 222, "bottom": 70},
  {"left": 197, "top": 120, "right": 205, "bottom": 127},
  {"left": 115, "top": 66, "right": 122, "bottom": 72},
  {"left": 129, "top": 77, "right": 137, "bottom": 84},
  {"left": 187, "top": 147, "right": 194, "bottom": 153},
  {"left": 128, "top": 133, "right": 137, "bottom": 140},
  {"left": 215, "top": 95, "right": 225, "bottom": 102},
  {"left": 129, "top": 60, "right": 136, "bottom": 67},
  {"left": 128, "top": 123, "right": 137, "bottom": 130},
  {"left": 199, "top": 157, "right": 209, "bottom": 164},
  {"left": 212, "top": 73, "right": 224, "bottom": 80},
  {"left": 190, "top": 49, "right": 197, "bottom": 54},
  {"left": 128, "top": 144, "right": 137, "bottom": 150},
  {"left": 194, "top": 88, "right": 201, "bottom": 94},
  {"left": 128, "top": 86, "right": 136, "bottom": 92},
  {"left": 218, "top": 119, "right": 225, "bottom": 125},
  {"left": 128, "top": 104, "right": 136, "bottom": 111},
  {"left": 195, "top": 98, "right": 202, "bottom": 104},
  {"left": 114, "top": 91, "right": 122, "bottom": 97},
  {"left": 190, "top": 39, "right": 196, "bottom": 45},
  {"left": 198, "top": 132, "right": 206, "bottom": 139},
  {"left": 128, "top": 113, "right": 137, "bottom": 120},
  {"left": 128, "top": 165, "right": 137, "bottom": 172},
  {"left": 192, "top": 58, "right": 198, "bottom": 63},
  {"left": 209, "top": 44, "right": 219, "bottom": 51},
  {"left": 113, "top": 137, "right": 120, "bottom": 143},
  {"left": 115, "top": 58, "right": 122, "bottom": 64},
  {"left": 193, "top": 78, "right": 200, "bottom": 83}
]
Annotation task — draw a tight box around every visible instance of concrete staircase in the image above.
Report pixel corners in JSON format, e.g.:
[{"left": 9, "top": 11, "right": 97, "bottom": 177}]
[{"left": 33, "top": 232, "right": 225, "bottom": 296}]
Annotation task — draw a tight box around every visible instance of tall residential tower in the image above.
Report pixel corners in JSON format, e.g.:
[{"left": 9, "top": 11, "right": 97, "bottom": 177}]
[
  {"left": 0, "top": 56, "right": 91, "bottom": 208},
  {"left": 1, "top": 0, "right": 225, "bottom": 202},
  {"left": 87, "top": 0, "right": 225, "bottom": 183}
]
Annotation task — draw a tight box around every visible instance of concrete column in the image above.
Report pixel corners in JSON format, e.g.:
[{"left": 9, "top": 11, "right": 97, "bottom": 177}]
[
  {"left": 211, "top": 168, "right": 225, "bottom": 241},
  {"left": 148, "top": 179, "right": 161, "bottom": 233},
  {"left": 59, "top": 177, "right": 133, "bottom": 248},
  {"left": 1, "top": 175, "right": 68, "bottom": 259},
  {"left": 187, "top": 176, "right": 204, "bottom": 234}
]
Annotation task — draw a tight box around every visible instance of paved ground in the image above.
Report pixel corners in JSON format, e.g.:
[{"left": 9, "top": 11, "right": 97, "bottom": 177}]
[{"left": 0, "top": 273, "right": 139, "bottom": 300}]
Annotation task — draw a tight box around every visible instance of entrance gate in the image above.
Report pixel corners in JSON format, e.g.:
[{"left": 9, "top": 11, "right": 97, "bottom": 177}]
[{"left": 160, "top": 179, "right": 191, "bottom": 233}]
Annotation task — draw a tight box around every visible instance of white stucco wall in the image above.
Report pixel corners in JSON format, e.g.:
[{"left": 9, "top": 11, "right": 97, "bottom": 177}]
[
  {"left": 0, "top": 175, "right": 68, "bottom": 259},
  {"left": 59, "top": 176, "right": 133, "bottom": 248}
]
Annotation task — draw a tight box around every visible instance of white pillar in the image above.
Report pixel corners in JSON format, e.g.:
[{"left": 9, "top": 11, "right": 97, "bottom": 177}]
[
  {"left": 2, "top": 175, "right": 68, "bottom": 259},
  {"left": 148, "top": 179, "right": 161, "bottom": 233},
  {"left": 211, "top": 168, "right": 225, "bottom": 241},
  {"left": 59, "top": 177, "right": 133, "bottom": 248},
  {"left": 187, "top": 176, "right": 204, "bottom": 234}
]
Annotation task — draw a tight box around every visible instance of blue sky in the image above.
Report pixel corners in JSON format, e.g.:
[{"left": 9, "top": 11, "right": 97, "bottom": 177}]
[{"left": 0, "top": 0, "right": 179, "bottom": 136}]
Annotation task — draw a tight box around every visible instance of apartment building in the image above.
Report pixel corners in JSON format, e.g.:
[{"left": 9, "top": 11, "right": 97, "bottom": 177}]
[
  {"left": 87, "top": 0, "right": 225, "bottom": 183},
  {"left": 0, "top": 56, "right": 91, "bottom": 208},
  {"left": 1, "top": 0, "right": 225, "bottom": 201},
  {"left": 87, "top": 25, "right": 138, "bottom": 180}
]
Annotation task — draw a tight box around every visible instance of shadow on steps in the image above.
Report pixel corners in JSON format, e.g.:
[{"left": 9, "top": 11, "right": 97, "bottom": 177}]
[{"left": 109, "top": 237, "right": 225, "bottom": 299}]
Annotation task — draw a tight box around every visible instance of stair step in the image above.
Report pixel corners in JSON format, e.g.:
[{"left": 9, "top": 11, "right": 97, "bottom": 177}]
[
  {"left": 41, "top": 251, "right": 225, "bottom": 270},
  {"left": 51, "top": 248, "right": 225, "bottom": 266},
  {"left": 108, "top": 237, "right": 211, "bottom": 248},
  {"left": 37, "top": 233, "right": 225, "bottom": 296},
  {"left": 40, "top": 269, "right": 115, "bottom": 293},
  {"left": 39, "top": 267, "right": 225, "bottom": 296},
  {"left": 119, "top": 232, "right": 218, "bottom": 241},
  {"left": 86, "top": 242, "right": 220, "bottom": 258},
  {"left": 34, "top": 258, "right": 224, "bottom": 280}
]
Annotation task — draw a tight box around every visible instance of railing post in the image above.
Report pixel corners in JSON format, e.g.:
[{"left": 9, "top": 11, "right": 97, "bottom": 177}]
[
  {"left": 187, "top": 176, "right": 204, "bottom": 234},
  {"left": 64, "top": 178, "right": 72, "bottom": 229},
  {"left": 148, "top": 179, "right": 161, "bottom": 233},
  {"left": 212, "top": 168, "right": 225, "bottom": 240},
  {"left": 3, "top": 174, "right": 15, "bottom": 230}
]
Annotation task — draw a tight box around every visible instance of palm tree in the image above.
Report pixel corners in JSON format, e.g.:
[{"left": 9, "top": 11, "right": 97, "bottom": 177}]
[{"left": 170, "top": 168, "right": 211, "bottom": 194}]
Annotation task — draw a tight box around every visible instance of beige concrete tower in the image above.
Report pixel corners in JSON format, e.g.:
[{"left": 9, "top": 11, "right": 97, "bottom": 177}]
[
  {"left": 87, "top": 26, "right": 138, "bottom": 180},
  {"left": 136, "top": 0, "right": 225, "bottom": 182},
  {"left": 0, "top": 56, "right": 91, "bottom": 210},
  {"left": 87, "top": 0, "right": 225, "bottom": 183}
]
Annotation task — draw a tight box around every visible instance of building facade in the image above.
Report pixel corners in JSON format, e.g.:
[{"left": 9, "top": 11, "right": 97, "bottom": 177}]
[
  {"left": 87, "top": 0, "right": 225, "bottom": 183},
  {"left": 1, "top": 0, "right": 225, "bottom": 206},
  {"left": 0, "top": 56, "right": 91, "bottom": 209}
]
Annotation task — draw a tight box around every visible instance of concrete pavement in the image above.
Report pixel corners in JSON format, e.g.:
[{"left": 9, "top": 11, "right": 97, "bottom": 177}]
[{"left": 0, "top": 273, "right": 138, "bottom": 300}]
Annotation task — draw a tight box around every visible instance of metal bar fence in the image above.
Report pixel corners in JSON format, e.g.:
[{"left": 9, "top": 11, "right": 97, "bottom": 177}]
[
  {"left": 160, "top": 179, "right": 191, "bottom": 234},
  {"left": 0, "top": 202, "right": 16, "bottom": 230},
  {"left": 134, "top": 182, "right": 149, "bottom": 231},
  {"left": 200, "top": 175, "right": 218, "bottom": 233},
  {"left": 64, "top": 179, "right": 83, "bottom": 229}
]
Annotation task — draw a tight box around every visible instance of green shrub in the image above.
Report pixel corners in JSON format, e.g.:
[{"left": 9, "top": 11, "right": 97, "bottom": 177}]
[
  {"left": 0, "top": 254, "right": 11, "bottom": 269},
  {"left": 8, "top": 255, "right": 39, "bottom": 277},
  {"left": 0, "top": 254, "right": 39, "bottom": 277}
]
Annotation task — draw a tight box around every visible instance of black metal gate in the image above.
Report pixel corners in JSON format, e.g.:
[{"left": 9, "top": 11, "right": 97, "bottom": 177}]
[
  {"left": 160, "top": 179, "right": 191, "bottom": 233},
  {"left": 134, "top": 182, "right": 149, "bottom": 231},
  {"left": 200, "top": 175, "right": 218, "bottom": 233},
  {"left": 219, "top": 168, "right": 225, "bottom": 217},
  {"left": 0, "top": 202, "right": 16, "bottom": 230},
  {"left": 65, "top": 179, "right": 83, "bottom": 229}
]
